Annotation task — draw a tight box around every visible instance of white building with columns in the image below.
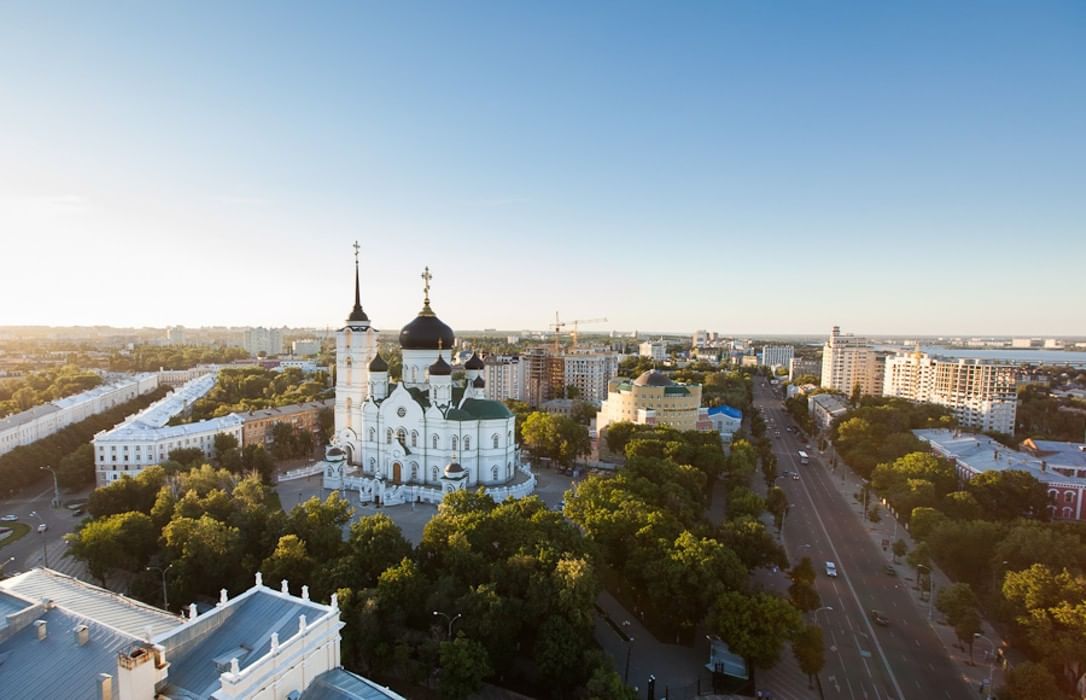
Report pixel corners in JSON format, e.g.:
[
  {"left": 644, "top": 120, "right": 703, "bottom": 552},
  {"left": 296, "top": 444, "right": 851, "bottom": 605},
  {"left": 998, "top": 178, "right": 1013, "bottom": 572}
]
[{"left": 325, "top": 252, "right": 529, "bottom": 504}]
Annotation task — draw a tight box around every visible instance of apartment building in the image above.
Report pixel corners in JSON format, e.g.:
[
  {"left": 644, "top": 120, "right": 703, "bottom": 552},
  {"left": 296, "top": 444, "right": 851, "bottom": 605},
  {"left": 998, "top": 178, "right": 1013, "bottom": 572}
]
[
  {"left": 638, "top": 340, "right": 667, "bottom": 361},
  {"left": 820, "top": 326, "right": 882, "bottom": 397},
  {"left": 483, "top": 355, "right": 527, "bottom": 402},
  {"left": 885, "top": 352, "right": 1017, "bottom": 434},
  {"left": 562, "top": 351, "right": 619, "bottom": 403},
  {"left": 760, "top": 345, "right": 795, "bottom": 369}
]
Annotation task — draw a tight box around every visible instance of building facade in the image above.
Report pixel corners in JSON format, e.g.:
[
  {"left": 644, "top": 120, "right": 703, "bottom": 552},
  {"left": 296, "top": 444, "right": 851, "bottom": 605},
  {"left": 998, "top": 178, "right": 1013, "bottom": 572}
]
[
  {"left": 884, "top": 352, "right": 1017, "bottom": 434},
  {"left": 809, "top": 393, "right": 850, "bottom": 432},
  {"left": 596, "top": 369, "right": 712, "bottom": 434},
  {"left": 93, "top": 373, "right": 244, "bottom": 487},
  {"left": 820, "top": 326, "right": 882, "bottom": 397},
  {"left": 242, "top": 399, "right": 333, "bottom": 450},
  {"left": 562, "top": 351, "right": 619, "bottom": 403},
  {"left": 0, "top": 373, "right": 159, "bottom": 457},
  {"left": 483, "top": 355, "right": 526, "bottom": 402},
  {"left": 244, "top": 327, "right": 284, "bottom": 356},
  {"left": 638, "top": 340, "right": 667, "bottom": 361},
  {"left": 788, "top": 357, "right": 821, "bottom": 382},
  {"left": 291, "top": 338, "right": 322, "bottom": 356},
  {"left": 760, "top": 345, "right": 795, "bottom": 368}
]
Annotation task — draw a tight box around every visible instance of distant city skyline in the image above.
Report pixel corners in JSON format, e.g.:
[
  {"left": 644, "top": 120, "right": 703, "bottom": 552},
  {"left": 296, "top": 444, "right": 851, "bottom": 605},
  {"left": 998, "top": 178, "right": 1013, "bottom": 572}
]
[{"left": 1, "top": 2, "right": 1083, "bottom": 334}]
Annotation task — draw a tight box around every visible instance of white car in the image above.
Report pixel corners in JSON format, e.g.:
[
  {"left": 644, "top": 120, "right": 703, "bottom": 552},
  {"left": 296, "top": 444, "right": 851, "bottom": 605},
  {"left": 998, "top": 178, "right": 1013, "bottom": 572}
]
[
  {"left": 37, "top": 523, "right": 48, "bottom": 533},
  {"left": 825, "top": 561, "right": 838, "bottom": 577},
  {"left": 0, "top": 515, "right": 17, "bottom": 522}
]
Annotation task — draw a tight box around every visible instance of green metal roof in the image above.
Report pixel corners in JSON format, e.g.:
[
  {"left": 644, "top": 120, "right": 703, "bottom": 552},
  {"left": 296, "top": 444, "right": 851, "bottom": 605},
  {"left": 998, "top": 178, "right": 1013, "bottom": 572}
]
[{"left": 460, "top": 398, "right": 513, "bottom": 420}]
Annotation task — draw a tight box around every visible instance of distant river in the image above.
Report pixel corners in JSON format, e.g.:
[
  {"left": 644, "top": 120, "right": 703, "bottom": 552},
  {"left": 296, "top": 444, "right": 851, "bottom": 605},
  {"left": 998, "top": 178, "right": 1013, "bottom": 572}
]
[{"left": 873, "top": 345, "right": 1086, "bottom": 367}]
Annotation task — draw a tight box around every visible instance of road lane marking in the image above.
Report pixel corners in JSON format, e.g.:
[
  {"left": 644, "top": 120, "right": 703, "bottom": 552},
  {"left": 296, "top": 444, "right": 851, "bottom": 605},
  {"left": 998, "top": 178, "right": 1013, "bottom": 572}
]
[{"left": 791, "top": 450, "right": 907, "bottom": 700}]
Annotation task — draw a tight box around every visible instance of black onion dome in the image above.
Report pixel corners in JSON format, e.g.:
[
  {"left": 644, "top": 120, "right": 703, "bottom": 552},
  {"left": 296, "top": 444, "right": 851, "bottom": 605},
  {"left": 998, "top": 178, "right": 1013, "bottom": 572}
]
[
  {"left": 472, "top": 375, "right": 485, "bottom": 388},
  {"left": 429, "top": 354, "right": 452, "bottom": 376},
  {"left": 368, "top": 353, "right": 388, "bottom": 372},
  {"left": 399, "top": 313, "right": 455, "bottom": 350},
  {"left": 464, "top": 352, "right": 484, "bottom": 370},
  {"left": 444, "top": 461, "right": 464, "bottom": 476},
  {"left": 634, "top": 369, "right": 674, "bottom": 387}
]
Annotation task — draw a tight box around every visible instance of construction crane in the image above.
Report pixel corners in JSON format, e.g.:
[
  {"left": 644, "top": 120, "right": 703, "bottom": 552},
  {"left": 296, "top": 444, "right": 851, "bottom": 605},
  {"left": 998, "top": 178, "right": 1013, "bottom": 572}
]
[{"left": 551, "top": 312, "right": 607, "bottom": 352}]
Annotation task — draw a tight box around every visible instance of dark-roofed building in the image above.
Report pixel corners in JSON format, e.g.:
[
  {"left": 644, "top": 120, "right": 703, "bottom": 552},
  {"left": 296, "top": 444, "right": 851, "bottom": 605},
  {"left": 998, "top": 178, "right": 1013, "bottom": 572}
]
[{"left": 326, "top": 253, "right": 531, "bottom": 505}]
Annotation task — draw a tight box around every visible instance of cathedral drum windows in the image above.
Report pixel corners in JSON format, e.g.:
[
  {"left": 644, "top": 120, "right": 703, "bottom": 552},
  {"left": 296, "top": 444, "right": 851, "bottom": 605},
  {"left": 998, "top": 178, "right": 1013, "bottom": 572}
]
[
  {"left": 411, "top": 430, "right": 418, "bottom": 448},
  {"left": 432, "top": 434, "right": 439, "bottom": 450},
  {"left": 397, "top": 428, "right": 407, "bottom": 445},
  {"left": 369, "top": 427, "right": 376, "bottom": 443},
  {"left": 492, "top": 433, "right": 500, "bottom": 449},
  {"left": 451, "top": 436, "right": 458, "bottom": 451},
  {"left": 431, "top": 465, "right": 439, "bottom": 482},
  {"left": 386, "top": 428, "right": 393, "bottom": 444},
  {"left": 491, "top": 465, "right": 499, "bottom": 481},
  {"left": 410, "top": 462, "right": 419, "bottom": 482},
  {"left": 464, "top": 436, "right": 471, "bottom": 451}
]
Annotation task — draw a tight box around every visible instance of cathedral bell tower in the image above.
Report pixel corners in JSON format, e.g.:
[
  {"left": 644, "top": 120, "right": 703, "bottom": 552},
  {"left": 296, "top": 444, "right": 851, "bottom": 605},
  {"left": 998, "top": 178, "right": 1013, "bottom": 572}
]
[{"left": 334, "top": 241, "right": 378, "bottom": 464}]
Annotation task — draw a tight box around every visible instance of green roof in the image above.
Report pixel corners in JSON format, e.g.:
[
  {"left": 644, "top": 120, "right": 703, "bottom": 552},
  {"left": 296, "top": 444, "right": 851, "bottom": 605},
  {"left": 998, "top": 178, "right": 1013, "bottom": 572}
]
[
  {"left": 460, "top": 398, "right": 513, "bottom": 420},
  {"left": 445, "top": 408, "right": 473, "bottom": 421},
  {"left": 664, "top": 386, "right": 691, "bottom": 396},
  {"left": 405, "top": 386, "right": 431, "bottom": 409}
]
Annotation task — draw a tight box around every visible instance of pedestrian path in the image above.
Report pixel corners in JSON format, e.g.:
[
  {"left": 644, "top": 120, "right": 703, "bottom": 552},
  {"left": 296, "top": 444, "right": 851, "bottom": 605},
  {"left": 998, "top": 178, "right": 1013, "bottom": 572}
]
[{"left": 22, "top": 541, "right": 88, "bottom": 580}]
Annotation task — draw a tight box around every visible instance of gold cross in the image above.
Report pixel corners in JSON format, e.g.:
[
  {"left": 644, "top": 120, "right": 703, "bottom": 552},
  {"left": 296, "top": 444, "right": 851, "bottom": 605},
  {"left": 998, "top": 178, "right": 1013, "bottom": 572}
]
[{"left": 421, "top": 266, "right": 432, "bottom": 303}]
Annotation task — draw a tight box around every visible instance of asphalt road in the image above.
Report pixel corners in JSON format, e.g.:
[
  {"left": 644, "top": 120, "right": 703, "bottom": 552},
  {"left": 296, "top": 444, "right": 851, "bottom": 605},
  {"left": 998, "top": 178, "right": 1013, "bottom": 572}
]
[
  {"left": 755, "top": 381, "right": 971, "bottom": 700},
  {"left": 0, "top": 483, "right": 85, "bottom": 576}
]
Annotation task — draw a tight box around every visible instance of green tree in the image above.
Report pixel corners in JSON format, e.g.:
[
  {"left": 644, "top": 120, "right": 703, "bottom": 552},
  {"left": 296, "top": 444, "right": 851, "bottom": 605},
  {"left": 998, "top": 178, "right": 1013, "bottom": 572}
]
[
  {"left": 719, "top": 516, "right": 787, "bottom": 570},
  {"left": 438, "top": 635, "right": 492, "bottom": 700},
  {"left": 1002, "top": 564, "right": 1086, "bottom": 678},
  {"left": 941, "top": 491, "right": 983, "bottom": 520},
  {"left": 286, "top": 491, "right": 352, "bottom": 563},
  {"left": 522, "top": 412, "right": 590, "bottom": 467},
  {"left": 213, "top": 432, "right": 239, "bottom": 458},
  {"left": 340, "top": 514, "right": 413, "bottom": 589},
  {"left": 87, "top": 465, "right": 167, "bottom": 519},
  {"left": 999, "top": 661, "right": 1066, "bottom": 700},
  {"left": 169, "top": 447, "right": 206, "bottom": 467},
  {"left": 792, "top": 624, "right": 826, "bottom": 691},
  {"left": 56, "top": 442, "right": 95, "bottom": 488},
  {"left": 709, "top": 590, "right": 804, "bottom": 669},
  {"left": 260, "top": 534, "right": 315, "bottom": 590},
  {"left": 968, "top": 469, "right": 1049, "bottom": 521},
  {"left": 727, "top": 486, "right": 765, "bottom": 520},
  {"left": 67, "top": 511, "right": 158, "bottom": 586},
  {"left": 936, "top": 583, "right": 981, "bottom": 654},
  {"left": 892, "top": 539, "right": 907, "bottom": 563},
  {"left": 766, "top": 486, "right": 788, "bottom": 532}
]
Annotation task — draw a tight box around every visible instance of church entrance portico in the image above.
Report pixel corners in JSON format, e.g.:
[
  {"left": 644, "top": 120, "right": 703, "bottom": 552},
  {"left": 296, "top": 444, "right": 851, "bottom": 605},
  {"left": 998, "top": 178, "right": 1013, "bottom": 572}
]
[{"left": 392, "top": 462, "right": 402, "bottom": 484}]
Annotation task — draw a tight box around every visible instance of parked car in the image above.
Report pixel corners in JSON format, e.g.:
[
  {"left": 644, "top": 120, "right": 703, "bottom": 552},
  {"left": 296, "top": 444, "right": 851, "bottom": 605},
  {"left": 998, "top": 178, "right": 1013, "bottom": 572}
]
[
  {"left": 870, "top": 609, "right": 890, "bottom": 626},
  {"left": 825, "top": 561, "right": 838, "bottom": 577},
  {"left": 791, "top": 473, "right": 800, "bottom": 481},
  {"left": 884, "top": 565, "right": 897, "bottom": 576},
  {"left": 37, "top": 523, "right": 48, "bottom": 533},
  {"left": 0, "top": 515, "right": 17, "bottom": 522}
]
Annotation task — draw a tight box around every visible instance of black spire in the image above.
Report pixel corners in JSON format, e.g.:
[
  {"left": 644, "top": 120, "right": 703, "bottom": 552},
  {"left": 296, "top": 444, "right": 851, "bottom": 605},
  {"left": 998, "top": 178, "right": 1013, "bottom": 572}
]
[{"left": 347, "top": 241, "right": 369, "bottom": 323}]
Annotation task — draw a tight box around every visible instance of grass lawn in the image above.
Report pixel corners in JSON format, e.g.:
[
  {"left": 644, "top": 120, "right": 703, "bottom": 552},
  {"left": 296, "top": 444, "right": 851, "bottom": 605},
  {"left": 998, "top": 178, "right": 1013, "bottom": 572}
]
[{"left": 0, "top": 522, "right": 31, "bottom": 550}]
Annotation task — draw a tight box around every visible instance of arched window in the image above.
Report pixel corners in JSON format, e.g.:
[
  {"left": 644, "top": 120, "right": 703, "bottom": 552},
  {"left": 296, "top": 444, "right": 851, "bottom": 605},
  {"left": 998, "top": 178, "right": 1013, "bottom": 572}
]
[
  {"left": 369, "top": 427, "right": 376, "bottom": 443},
  {"left": 397, "top": 428, "right": 407, "bottom": 445},
  {"left": 464, "top": 436, "right": 471, "bottom": 451},
  {"left": 410, "top": 462, "right": 419, "bottom": 482},
  {"left": 1049, "top": 489, "right": 1059, "bottom": 503},
  {"left": 1066, "top": 492, "right": 1075, "bottom": 503},
  {"left": 411, "top": 430, "right": 418, "bottom": 448},
  {"left": 345, "top": 356, "right": 352, "bottom": 367},
  {"left": 386, "top": 428, "right": 393, "bottom": 444},
  {"left": 492, "top": 433, "right": 499, "bottom": 449},
  {"left": 431, "top": 466, "right": 439, "bottom": 481},
  {"left": 491, "top": 465, "right": 498, "bottom": 481},
  {"left": 1048, "top": 505, "right": 1057, "bottom": 518},
  {"left": 451, "top": 436, "right": 458, "bottom": 452},
  {"left": 433, "top": 434, "right": 440, "bottom": 449},
  {"left": 369, "top": 457, "right": 376, "bottom": 471},
  {"left": 1063, "top": 507, "right": 1074, "bottom": 519}
]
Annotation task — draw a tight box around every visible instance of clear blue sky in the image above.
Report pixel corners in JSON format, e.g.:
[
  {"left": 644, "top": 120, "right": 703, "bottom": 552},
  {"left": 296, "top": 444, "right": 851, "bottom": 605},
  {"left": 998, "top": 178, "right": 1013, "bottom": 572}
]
[{"left": 1, "top": 1, "right": 1083, "bottom": 336}]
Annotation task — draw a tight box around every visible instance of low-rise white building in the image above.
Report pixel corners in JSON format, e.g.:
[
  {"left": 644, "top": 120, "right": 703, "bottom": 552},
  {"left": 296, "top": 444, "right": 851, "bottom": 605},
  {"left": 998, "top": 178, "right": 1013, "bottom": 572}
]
[
  {"left": 93, "top": 374, "right": 243, "bottom": 487},
  {"left": 0, "top": 567, "right": 403, "bottom": 700},
  {"left": 291, "top": 338, "right": 322, "bottom": 356},
  {"left": 0, "top": 373, "right": 159, "bottom": 457}
]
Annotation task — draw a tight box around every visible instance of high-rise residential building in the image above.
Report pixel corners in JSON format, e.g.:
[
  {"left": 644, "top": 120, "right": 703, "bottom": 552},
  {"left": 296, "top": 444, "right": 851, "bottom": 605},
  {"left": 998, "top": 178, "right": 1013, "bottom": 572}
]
[
  {"left": 639, "top": 340, "right": 667, "bottom": 360},
  {"left": 563, "top": 351, "right": 619, "bottom": 403},
  {"left": 884, "top": 351, "right": 1017, "bottom": 434},
  {"left": 244, "top": 326, "right": 284, "bottom": 356},
  {"left": 291, "top": 338, "right": 322, "bottom": 356},
  {"left": 760, "top": 345, "right": 795, "bottom": 368},
  {"left": 692, "top": 329, "right": 709, "bottom": 347},
  {"left": 165, "top": 325, "right": 186, "bottom": 345},
  {"left": 821, "top": 326, "right": 882, "bottom": 397},
  {"left": 484, "top": 355, "right": 527, "bottom": 402}
]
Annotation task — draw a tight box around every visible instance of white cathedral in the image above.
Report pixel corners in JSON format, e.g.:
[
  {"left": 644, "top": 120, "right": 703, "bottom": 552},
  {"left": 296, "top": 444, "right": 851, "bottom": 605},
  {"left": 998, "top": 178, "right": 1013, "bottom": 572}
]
[{"left": 323, "top": 249, "right": 526, "bottom": 503}]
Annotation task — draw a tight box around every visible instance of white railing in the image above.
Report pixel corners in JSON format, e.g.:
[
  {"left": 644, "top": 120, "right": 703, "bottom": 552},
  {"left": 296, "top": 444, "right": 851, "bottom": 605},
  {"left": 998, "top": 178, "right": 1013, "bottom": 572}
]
[{"left": 278, "top": 463, "right": 325, "bottom": 482}]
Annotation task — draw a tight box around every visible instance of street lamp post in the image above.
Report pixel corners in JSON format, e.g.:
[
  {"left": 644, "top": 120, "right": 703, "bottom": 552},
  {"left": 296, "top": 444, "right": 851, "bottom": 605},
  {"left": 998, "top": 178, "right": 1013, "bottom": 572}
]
[
  {"left": 40, "top": 466, "right": 61, "bottom": 507},
  {"left": 146, "top": 563, "right": 176, "bottom": 611},
  {"left": 0, "top": 556, "right": 14, "bottom": 576},
  {"left": 28, "top": 511, "right": 47, "bottom": 567},
  {"left": 432, "top": 610, "right": 463, "bottom": 641},
  {"left": 973, "top": 633, "right": 996, "bottom": 699}
]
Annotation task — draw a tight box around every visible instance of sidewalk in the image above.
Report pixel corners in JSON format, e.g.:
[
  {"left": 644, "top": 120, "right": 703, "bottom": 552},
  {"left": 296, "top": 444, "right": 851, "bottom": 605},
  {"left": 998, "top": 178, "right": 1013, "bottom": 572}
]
[{"left": 820, "top": 449, "right": 1004, "bottom": 696}]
